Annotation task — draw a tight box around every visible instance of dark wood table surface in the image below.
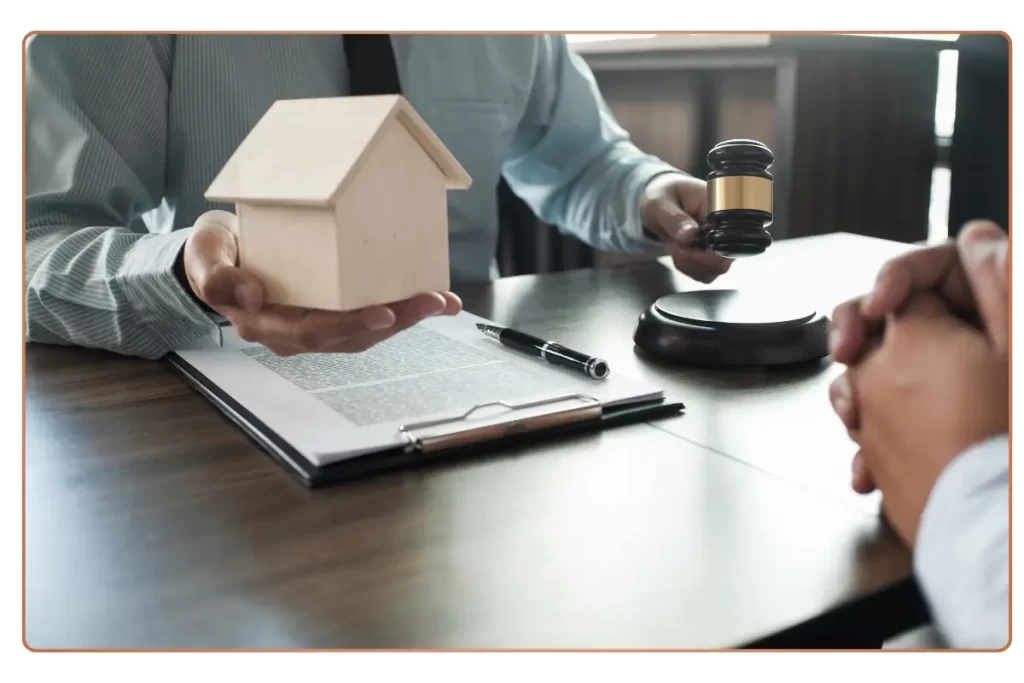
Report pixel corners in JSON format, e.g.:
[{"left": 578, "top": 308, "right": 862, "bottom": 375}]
[{"left": 25, "top": 232, "right": 930, "bottom": 650}]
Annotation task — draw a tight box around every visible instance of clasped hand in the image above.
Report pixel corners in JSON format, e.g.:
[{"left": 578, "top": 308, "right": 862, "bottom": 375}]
[{"left": 827, "top": 220, "right": 1009, "bottom": 545}]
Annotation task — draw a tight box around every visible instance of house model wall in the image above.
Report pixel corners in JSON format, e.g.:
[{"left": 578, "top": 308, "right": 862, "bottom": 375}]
[{"left": 205, "top": 95, "right": 472, "bottom": 312}]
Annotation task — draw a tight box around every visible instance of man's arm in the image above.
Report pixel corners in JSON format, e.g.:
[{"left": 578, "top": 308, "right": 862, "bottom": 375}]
[
  {"left": 26, "top": 35, "right": 219, "bottom": 360},
  {"left": 914, "top": 433, "right": 1009, "bottom": 649},
  {"left": 501, "top": 35, "right": 682, "bottom": 254}
]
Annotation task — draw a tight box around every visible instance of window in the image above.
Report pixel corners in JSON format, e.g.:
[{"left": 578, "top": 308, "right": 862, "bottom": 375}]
[{"left": 929, "top": 49, "right": 959, "bottom": 243}]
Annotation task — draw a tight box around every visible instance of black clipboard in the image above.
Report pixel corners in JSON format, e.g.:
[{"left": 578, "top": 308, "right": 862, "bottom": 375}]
[{"left": 168, "top": 351, "right": 685, "bottom": 488}]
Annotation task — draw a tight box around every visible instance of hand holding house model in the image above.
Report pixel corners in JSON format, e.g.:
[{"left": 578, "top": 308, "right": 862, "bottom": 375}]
[{"left": 204, "top": 95, "right": 472, "bottom": 312}]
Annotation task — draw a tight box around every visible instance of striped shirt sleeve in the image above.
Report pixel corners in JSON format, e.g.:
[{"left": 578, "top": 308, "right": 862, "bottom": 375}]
[{"left": 25, "top": 34, "right": 219, "bottom": 360}]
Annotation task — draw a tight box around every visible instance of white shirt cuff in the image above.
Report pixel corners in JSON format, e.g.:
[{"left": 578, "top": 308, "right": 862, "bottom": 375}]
[{"left": 913, "top": 433, "right": 1010, "bottom": 649}]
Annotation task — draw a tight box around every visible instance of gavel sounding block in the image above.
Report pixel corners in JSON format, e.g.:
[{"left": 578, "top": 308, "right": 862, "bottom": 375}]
[{"left": 633, "top": 289, "right": 830, "bottom": 368}]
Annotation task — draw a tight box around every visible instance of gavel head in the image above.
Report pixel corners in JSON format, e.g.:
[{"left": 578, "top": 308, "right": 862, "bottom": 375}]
[{"left": 702, "top": 139, "right": 774, "bottom": 258}]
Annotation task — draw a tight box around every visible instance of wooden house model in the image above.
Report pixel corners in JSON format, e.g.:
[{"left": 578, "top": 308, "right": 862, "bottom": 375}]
[{"left": 205, "top": 95, "right": 472, "bottom": 312}]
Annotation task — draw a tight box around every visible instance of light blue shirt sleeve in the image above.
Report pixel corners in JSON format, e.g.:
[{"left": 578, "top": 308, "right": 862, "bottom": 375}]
[
  {"left": 25, "top": 35, "right": 220, "bottom": 360},
  {"left": 914, "top": 433, "right": 1009, "bottom": 649},
  {"left": 501, "top": 36, "right": 684, "bottom": 254}
]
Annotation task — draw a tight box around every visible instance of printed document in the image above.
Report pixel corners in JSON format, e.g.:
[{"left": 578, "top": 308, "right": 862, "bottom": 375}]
[{"left": 173, "top": 311, "right": 663, "bottom": 466}]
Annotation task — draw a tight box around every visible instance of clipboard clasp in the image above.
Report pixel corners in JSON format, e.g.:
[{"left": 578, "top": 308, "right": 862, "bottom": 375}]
[{"left": 397, "top": 393, "right": 602, "bottom": 453}]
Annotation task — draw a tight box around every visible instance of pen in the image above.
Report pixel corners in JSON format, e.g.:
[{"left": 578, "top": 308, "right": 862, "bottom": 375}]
[{"left": 476, "top": 323, "right": 610, "bottom": 380}]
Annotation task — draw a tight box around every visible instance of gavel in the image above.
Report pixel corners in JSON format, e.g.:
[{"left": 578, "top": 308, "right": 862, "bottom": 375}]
[
  {"left": 693, "top": 139, "right": 775, "bottom": 258},
  {"left": 633, "top": 136, "right": 830, "bottom": 369}
]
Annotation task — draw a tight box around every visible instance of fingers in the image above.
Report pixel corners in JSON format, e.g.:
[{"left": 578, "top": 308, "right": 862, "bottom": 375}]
[
  {"left": 957, "top": 220, "right": 1010, "bottom": 352},
  {"left": 869, "top": 293, "right": 966, "bottom": 362},
  {"left": 184, "top": 211, "right": 266, "bottom": 315},
  {"left": 234, "top": 302, "right": 397, "bottom": 349},
  {"left": 233, "top": 292, "right": 456, "bottom": 354},
  {"left": 829, "top": 371, "right": 859, "bottom": 432},
  {"left": 837, "top": 332, "right": 881, "bottom": 439},
  {"left": 828, "top": 296, "right": 884, "bottom": 365},
  {"left": 860, "top": 241, "right": 968, "bottom": 319},
  {"left": 851, "top": 451, "right": 876, "bottom": 494},
  {"left": 891, "top": 290, "right": 955, "bottom": 320},
  {"left": 327, "top": 292, "right": 461, "bottom": 353},
  {"left": 830, "top": 372, "right": 876, "bottom": 494},
  {"left": 438, "top": 291, "right": 464, "bottom": 315},
  {"left": 859, "top": 219, "right": 1005, "bottom": 327},
  {"left": 670, "top": 242, "right": 733, "bottom": 283},
  {"left": 959, "top": 218, "right": 1009, "bottom": 282},
  {"left": 663, "top": 219, "right": 732, "bottom": 283},
  {"left": 641, "top": 178, "right": 732, "bottom": 283},
  {"left": 644, "top": 192, "right": 702, "bottom": 246},
  {"left": 197, "top": 261, "right": 266, "bottom": 315}
]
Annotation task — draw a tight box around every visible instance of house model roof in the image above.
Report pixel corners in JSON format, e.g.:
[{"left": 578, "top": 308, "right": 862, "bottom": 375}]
[{"left": 205, "top": 95, "right": 472, "bottom": 206}]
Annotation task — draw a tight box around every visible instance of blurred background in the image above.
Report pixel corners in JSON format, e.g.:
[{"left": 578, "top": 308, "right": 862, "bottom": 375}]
[{"left": 496, "top": 32, "right": 1010, "bottom": 275}]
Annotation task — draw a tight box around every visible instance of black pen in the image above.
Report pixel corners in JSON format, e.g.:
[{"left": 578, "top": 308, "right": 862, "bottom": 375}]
[{"left": 476, "top": 323, "right": 610, "bottom": 380}]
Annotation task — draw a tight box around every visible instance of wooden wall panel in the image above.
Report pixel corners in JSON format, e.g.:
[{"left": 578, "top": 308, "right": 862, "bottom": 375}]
[
  {"left": 788, "top": 49, "right": 939, "bottom": 242},
  {"left": 595, "top": 69, "right": 702, "bottom": 173},
  {"left": 591, "top": 70, "right": 701, "bottom": 267},
  {"left": 713, "top": 69, "right": 777, "bottom": 153}
]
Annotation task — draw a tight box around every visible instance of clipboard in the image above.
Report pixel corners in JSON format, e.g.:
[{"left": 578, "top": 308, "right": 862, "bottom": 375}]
[{"left": 168, "top": 352, "right": 685, "bottom": 488}]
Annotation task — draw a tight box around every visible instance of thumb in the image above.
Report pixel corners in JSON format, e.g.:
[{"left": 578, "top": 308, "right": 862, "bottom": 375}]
[
  {"left": 887, "top": 291, "right": 979, "bottom": 348},
  {"left": 895, "top": 291, "right": 954, "bottom": 320},
  {"left": 185, "top": 210, "right": 264, "bottom": 314},
  {"left": 643, "top": 196, "right": 701, "bottom": 246},
  {"left": 958, "top": 220, "right": 1009, "bottom": 352}
]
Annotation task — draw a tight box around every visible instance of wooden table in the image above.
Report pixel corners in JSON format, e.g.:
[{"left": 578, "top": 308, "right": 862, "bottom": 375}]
[{"left": 24, "top": 233, "right": 930, "bottom": 650}]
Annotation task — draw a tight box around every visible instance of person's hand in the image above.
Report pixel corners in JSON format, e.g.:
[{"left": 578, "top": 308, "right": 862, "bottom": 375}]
[
  {"left": 182, "top": 210, "right": 461, "bottom": 356},
  {"left": 838, "top": 291, "right": 1008, "bottom": 546},
  {"left": 830, "top": 219, "right": 1008, "bottom": 368},
  {"left": 639, "top": 173, "right": 733, "bottom": 283},
  {"left": 828, "top": 219, "right": 1008, "bottom": 493}
]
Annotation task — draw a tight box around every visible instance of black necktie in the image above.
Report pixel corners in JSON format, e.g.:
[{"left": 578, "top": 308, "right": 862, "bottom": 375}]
[
  {"left": 342, "top": 34, "right": 402, "bottom": 96},
  {"left": 343, "top": 34, "right": 521, "bottom": 275}
]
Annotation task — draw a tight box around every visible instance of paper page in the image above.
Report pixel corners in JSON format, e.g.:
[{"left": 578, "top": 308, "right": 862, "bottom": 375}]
[{"left": 173, "top": 311, "right": 663, "bottom": 466}]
